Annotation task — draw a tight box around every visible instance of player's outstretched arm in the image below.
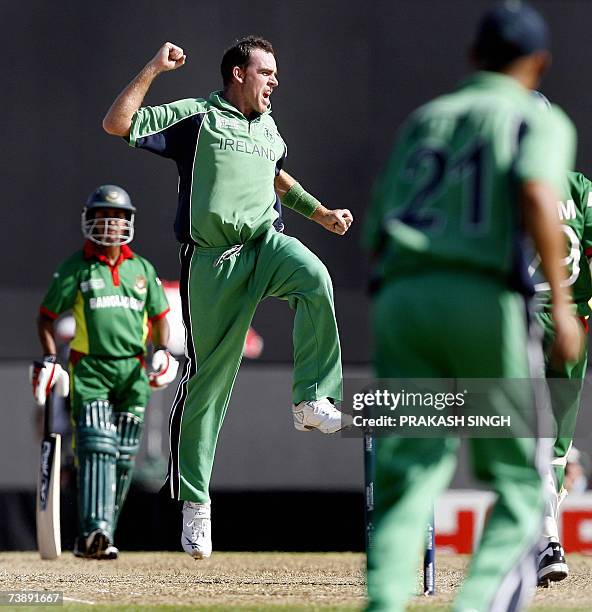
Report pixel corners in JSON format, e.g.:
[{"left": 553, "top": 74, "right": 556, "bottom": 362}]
[
  {"left": 275, "top": 170, "right": 353, "bottom": 235},
  {"left": 522, "top": 180, "right": 583, "bottom": 363},
  {"left": 102, "top": 42, "right": 186, "bottom": 138}
]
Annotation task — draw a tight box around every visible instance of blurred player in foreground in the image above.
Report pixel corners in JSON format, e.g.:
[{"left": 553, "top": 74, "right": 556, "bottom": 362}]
[
  {"left": 31, "top": 185, "right": 178, "bottom": 559},
  {"left": 527, "top": 95, "right": 592, "bottom": 583},
  {"left": 363, "top": 2, "right": 582, "bottom": 610},
  {"left": 103, "top": 36, "right": 353, "bottom": 559}
]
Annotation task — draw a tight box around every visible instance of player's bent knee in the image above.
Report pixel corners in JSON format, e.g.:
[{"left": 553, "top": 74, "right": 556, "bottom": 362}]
[{"left": 295, "top": 258, "right": 333, "bottom": 294}]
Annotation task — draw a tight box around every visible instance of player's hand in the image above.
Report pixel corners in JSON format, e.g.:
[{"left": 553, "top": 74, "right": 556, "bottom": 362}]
[
  {"left": 29, "top": 358, "right": 70, "bottom": 406},
  {"left": 149, "top": 349, "right": 180, "bottom": 389},
  {"left": 148, "top": 42, "right": 186, "bottom": 73},
  {"left": 551, "top": 306, "right": 585, "bottom": 365},
  {"left": 311, "top": 206, "right": 354, "bottom": 235}
]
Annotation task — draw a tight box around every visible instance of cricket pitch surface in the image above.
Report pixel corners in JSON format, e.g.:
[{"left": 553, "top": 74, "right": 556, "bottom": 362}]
[{"left": 1, "top": 552, "right": 591, "bottom": 610}]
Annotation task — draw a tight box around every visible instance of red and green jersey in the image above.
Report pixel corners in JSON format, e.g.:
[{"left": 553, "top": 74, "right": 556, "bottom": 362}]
[
  {"left": 40, "top": 242, "right": 170, "bottom": 358},
  {"left": 364, "top": 71, "right": 576, "bottom": 290},
  {"left": 129, "top": 91, "right": 287, "bottom": 247},
  {"left": 530, "top": 171, "right": 592, "bottom": 315}
]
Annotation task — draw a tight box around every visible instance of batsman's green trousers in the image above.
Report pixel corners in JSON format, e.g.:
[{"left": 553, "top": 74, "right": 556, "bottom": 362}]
[
  {"left": 168, "top": 229, "right": 342, "bottom": 502},
  {"left": 70, "top": 355, "right": 150, "bottom": 420},
  {"left": 536, "top": 310, "right": 588, "bottom": 492},
  {"left": 367, "top": 272, "right": 546, "bottom": 612}
]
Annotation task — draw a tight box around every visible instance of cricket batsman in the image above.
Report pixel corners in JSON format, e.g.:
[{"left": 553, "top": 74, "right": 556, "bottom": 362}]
[
  {"left": 31, "top": 185, "right": 178, "bottom": 559},
  {"left": 363, "top": 2, "right": 582, "bottom": 610}
]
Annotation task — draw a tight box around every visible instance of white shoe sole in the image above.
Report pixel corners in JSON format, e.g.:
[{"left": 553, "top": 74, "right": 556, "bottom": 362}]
[
  {"left": 182, "top": 536, "right": 211, "bottom": 560},
  {"left": 538, "top": 562, "right": 568, "bottom": 586},
  {"left": 190, "top": 550, "right": 211, "bottom": 560},
  {"left": 293, "top": 421, "right": 343, "bottom": 434}
]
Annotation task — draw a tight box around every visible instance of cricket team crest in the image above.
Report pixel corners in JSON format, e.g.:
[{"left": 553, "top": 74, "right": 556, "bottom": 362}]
[
  {"left": 105, "top": 189, "right": 121, "bottom": 203},
  {"left": 263, "top": 127, "right": 275, "bottom": 143},
  {"left": 134, "top": 275, "right": 147, "bottom": 293}
]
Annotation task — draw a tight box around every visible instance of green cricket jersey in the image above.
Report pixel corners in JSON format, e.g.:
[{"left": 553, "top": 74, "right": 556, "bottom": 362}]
[
  {"left": 531, "top": 172, "right": 592, "bottom": 315},
  {"left": 364, "top": 72, "right": 576, "bottom": 290},
  {"left": 40, "top": 242, "right": 170, "bottom": 358},
  {"left": 129, "top": 91, "right": 287, "bottom": 247}
]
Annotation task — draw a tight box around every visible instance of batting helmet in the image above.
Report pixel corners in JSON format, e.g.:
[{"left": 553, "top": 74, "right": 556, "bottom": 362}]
[{"left": 82, "top": 185, "right": 136, "bottom": 246}]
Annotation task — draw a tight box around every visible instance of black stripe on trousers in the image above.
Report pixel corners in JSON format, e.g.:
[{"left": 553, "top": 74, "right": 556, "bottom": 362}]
[{"left": 167, "top": 243, "right": 197, "bottom": 500}]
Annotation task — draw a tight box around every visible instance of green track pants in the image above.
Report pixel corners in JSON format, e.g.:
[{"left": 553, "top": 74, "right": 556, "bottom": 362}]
[
  {"left": 167, "top": 229, "right": 343, "bottom": 502},
  {"left": 367, "top": 273, "right": 545, "bottom": 612}
]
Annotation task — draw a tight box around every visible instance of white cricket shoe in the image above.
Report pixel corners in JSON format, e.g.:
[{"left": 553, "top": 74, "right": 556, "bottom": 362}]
[
  {"left": 181, "top": 501, "right": 212, "bottom": 560},
  {"left": 292, "top": 398, "right": 351, "bottom": 434},
  {"left": 537, "top": 541, "right": 568, "bottom": 586}
]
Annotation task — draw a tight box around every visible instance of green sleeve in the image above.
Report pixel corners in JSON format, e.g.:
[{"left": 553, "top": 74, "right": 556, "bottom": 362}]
[
  {"left": 128, "top": 98, "right": 204, "bottom": 159},
  {"left": 514, "top": 105, "right": 577, "bottom": 194},
  {"left": 40, "top": 259, "right": 80, "bottom": 318},
  {"left": 143, "top": 261, "right": 170, "bottom": 320}
]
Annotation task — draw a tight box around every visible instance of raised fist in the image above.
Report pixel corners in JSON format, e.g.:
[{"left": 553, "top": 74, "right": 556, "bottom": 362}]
[{"left": 148, "top": 42, "right": 186, "bottom": 73}]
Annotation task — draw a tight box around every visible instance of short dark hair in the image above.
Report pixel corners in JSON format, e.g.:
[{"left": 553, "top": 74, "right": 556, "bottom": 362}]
[{"left": 221, "top": 36, "right": 275, "bottom": 87}]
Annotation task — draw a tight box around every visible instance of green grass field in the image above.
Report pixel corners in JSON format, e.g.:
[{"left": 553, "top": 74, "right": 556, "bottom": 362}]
[{"left": 1, "top": 551, "right": 590, "bottom": 610}]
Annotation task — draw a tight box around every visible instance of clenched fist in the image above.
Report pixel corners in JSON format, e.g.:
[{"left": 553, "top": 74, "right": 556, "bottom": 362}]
[
  {"left": 311, "top": 206, "right": 354, "bottom": 235},
  {"left": 148, "top": 42, "right": 186, "bottom": 74}
]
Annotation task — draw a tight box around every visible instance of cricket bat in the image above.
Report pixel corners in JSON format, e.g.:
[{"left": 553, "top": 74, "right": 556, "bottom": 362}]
[{"left": 36, "top": 389, "right": 62, "bottom": 559}]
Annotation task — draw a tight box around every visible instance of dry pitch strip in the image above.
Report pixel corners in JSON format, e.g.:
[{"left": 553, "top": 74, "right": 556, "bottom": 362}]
[{"left": 1, "top": 552, "right": 591, "bottom": 610}]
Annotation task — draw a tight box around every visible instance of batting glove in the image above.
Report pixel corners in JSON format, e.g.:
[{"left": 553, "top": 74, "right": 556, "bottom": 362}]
[
  {"left": 149, "top": 349, "right": 179, "bottom": 389},
  {"left": 29, "top": 357, "right": 70, "bottom": 406}
]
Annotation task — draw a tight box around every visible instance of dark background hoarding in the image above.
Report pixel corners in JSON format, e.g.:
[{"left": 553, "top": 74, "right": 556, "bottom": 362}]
[{"left": 3, "top": 0, "right": 592, "bottom": 361}]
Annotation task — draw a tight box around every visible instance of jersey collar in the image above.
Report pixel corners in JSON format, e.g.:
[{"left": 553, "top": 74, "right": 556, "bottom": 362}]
[
  {"left": 83, "top": 240, "right": 134, "bottom": 265},
  {"left": 208, "top": 90, "right": 271, "bottom": 119},
  {"left": 83, "top": 241, "right": 134, "bottom": 287}
]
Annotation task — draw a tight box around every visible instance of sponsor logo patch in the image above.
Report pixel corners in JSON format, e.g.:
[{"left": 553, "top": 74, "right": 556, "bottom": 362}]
[
  {"left": 89, "top": 295, "right": 145, "bottom": 312},
  {"left": 80, "top": 278, "right": 106, "bottom": 293},
  {"left": 39, "top": 440, "right": 54, "bottom": 511},
  {"left": 217, "top": 115, "right": 240, "bottom": 130}
]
